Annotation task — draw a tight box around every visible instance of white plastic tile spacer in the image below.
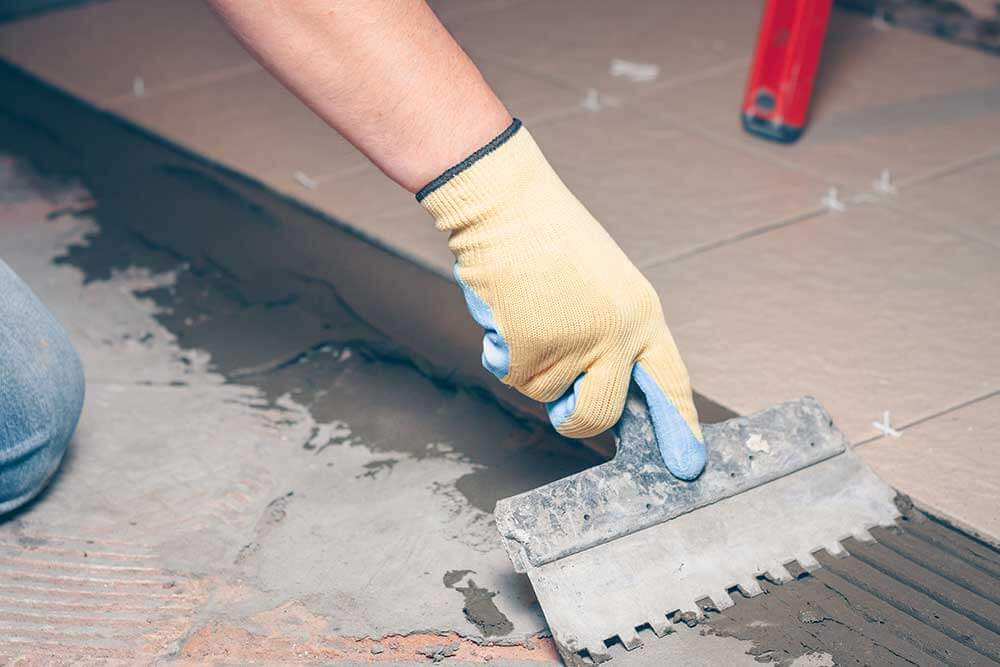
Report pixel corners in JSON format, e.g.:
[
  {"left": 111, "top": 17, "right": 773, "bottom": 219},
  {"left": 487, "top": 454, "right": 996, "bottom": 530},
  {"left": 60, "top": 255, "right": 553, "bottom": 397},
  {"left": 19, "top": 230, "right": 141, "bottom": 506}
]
[
  {"left": 872, "top": 410, "right": 901, "bottom": 438},
  {"left": 609, "top": 59, "right": 660, "bottom": 83},
  {"left": 821, "top": 187, "right": 846, "bottom": 212},
  {"left": 293, "top": 170, "right": 318, "bottom": 190},
  {"left": 874, "top": 168, "right": 896, "bottom": 194},
  {"left": 581, "top": 89, "right": 602, "bottom": 112},
  {"left": 580, "top": 88, "right": 621, "bottom": 112},
  {"left": 872, "top": 9, "right": 892, "bottom": 31}
]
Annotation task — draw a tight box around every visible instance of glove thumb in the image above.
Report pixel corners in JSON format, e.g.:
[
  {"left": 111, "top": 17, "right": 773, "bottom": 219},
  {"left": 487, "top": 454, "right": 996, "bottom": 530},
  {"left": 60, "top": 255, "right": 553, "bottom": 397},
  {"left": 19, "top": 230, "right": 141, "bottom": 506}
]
[{"left": 633, "top": 333, "right": 706, "bottom": 480}]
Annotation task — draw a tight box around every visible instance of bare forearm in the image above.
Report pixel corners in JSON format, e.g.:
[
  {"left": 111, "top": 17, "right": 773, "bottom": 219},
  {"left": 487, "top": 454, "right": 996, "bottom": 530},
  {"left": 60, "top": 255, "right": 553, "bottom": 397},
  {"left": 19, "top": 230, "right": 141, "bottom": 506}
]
[{"left": 207, "top": 0, "right": 511, "bottom": 192}]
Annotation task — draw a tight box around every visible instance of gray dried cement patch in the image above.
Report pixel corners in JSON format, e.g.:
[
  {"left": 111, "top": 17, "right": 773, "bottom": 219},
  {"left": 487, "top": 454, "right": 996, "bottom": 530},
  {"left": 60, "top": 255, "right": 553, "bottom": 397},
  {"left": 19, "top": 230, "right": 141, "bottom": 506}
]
[
  {"left": 0, "top": 158, "right": 567, "bottom": 647},
  {"left": 444, "top": 570, "right": 515, "bottom": 637}
]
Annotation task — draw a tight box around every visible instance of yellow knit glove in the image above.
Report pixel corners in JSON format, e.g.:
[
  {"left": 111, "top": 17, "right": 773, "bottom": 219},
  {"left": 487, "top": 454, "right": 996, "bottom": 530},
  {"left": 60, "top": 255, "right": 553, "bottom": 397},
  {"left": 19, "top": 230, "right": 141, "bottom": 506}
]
[{"left": 419, "top": 120, "right": 705, "bottom": 479}]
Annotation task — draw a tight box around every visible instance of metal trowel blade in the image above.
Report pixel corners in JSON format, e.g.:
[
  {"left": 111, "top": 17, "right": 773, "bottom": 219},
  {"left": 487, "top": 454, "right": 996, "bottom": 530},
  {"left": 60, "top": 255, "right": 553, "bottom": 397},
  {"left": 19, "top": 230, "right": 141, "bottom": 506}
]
[{"left": 494, "top": 389, "right": 899, "bottom": 664}]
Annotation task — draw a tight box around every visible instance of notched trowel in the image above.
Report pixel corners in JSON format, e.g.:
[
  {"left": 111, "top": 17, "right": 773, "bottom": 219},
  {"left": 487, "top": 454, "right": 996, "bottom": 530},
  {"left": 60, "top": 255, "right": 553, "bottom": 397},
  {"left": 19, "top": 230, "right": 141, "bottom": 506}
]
[{"left": 494, "top": 385, "right": 899, "bottom": 664}]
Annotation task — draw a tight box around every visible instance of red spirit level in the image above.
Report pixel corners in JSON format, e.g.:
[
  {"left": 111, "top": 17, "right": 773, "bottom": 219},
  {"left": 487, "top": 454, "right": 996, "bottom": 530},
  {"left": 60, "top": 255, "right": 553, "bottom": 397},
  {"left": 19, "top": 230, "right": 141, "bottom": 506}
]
[{"left": 742, "top": 0, "right": 833, "bottom": 143}]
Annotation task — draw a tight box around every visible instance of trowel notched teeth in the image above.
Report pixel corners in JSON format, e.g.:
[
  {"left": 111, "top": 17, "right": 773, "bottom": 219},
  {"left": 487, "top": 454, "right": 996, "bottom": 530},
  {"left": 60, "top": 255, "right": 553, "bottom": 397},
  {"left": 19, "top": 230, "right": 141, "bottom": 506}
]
[
  {"left": 707, "top": 589, "right": 735, "bottom": 610},
  {"left": 583, "top": 644, "right": 612, "bottom": 664},
  {"left": 569, "top": 533, "right": 890, "bottom": 665},
  {"left": 615, "top": 627, "right": 642, "bottom": 651},
  {"left": 795, "top": 551, "right": 821, "bottom": 570},
  {"left": 852, "top": 527, "right": 876, "bottom": 542},
  {"left": 677, "top": 606, "right": 703, "bottom": 627},
  {"left": 765, "top": 564, "right": 794, "bottom": 584},
  {"left": 736, "top": 579, "right": 764, "bottom": 597},
  {"left": 645, "top": 614, "right": 672, "bottom": 638},
  {"left": 823, "top": 541, "right": 848, "bottom": 558}
]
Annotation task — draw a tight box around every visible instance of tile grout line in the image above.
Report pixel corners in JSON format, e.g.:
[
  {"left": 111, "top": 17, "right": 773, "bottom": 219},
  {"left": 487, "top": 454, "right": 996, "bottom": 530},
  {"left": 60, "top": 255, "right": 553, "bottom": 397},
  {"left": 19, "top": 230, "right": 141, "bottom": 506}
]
[
  {"left": 638, "top": 205, "right": 830, "bottom": 269},
  {"left": 613, "top": 59, "right": 842, "bottom": 187},
  {"left": 679, "top": 121, "right": 842, "bottom": 185},
  {"left": 287, "top": 160, "right": 373, "bottom": 189},
  {"left": 101, "top": 62, "right": 263, "bottom": 109},
  {"left": 531, "top": 62, "right": 757, "bottom": 133},
  {"left": 473, "top": 54, "right": 751, "bottom": 133},
  {"left": 634, "top": 139, "right": 1000, "bottom": 272},
  {"left": 896, "top": 145, "right": 1000, "bottom": 191},
  {"left": 467, "top": 53, "right": 600, "bottom": 129},
  {"left": 633, "top": 57, "right": 750, "bottom": 101},
  {"left": 853, "top": 389, "right": 1000, "bottom": 449},
  {"left": 433, "top": 0, "right": 535, "bottom": 27},
  {"left": 879, "top": 193, "right": 1000, "bottom": 254},
  {"left": 470, "top": 51, "right": 587, "bottom": 97}
]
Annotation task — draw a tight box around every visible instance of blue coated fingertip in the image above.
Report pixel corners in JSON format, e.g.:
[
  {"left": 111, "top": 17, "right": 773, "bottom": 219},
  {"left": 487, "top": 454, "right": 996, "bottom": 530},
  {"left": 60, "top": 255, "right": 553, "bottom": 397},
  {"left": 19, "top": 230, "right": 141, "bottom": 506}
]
[
  {"left": 632, "top": 363, "right": 706, "bottom": 481},
  {"left": 482, "top": 331, "right": 508, "bottom": 378},
  {"left": 453, "top": 264, "right": 509, "bottom": 380},
  {"left": 546, "top": 374, "right": 585, "bottom": 429}
]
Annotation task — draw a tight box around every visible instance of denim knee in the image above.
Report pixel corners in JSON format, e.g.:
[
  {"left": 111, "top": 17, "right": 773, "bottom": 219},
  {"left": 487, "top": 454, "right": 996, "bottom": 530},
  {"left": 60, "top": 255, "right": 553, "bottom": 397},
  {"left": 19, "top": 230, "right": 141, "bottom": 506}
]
[{"left": 0, "top": 260, "right": 84, "bottom": 515}]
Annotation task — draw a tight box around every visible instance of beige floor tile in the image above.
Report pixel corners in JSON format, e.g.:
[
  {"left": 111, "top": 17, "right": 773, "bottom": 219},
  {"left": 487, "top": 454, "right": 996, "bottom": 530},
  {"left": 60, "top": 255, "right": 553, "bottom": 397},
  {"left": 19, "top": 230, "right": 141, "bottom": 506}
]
[
  {"left": 364, "top": 208, "right": 456, "bottom": 276},
  {"left": 857, "top": 395, "right": 1000, "bottom": 544},
  {"left": 279, "top": 163, "right": 453, "bottom": 275},
  {"left": 643, "top": 201, "right": 1000, "bottom": 443},
  {"left": 893, "top": 154, "right": 1000, "bottom": 249},
  {"left": 529, "top": 107, "right": 830, "bottom": 267},
  {"left": 429, "top": 0, "right": 529, "bottom": 25},
  {"left": 273, "top": 162, "right": 413, "bottom": 224},
  {"left": 644, "top": 11, "right": 1000, "bottom": 191},
  {"left": 242, "top": 52, "right": 582, "bottom": 265},
  {"left": 0, "top": 0, "right": 254, "bottom": 102},
  {"left": 472, "top": 54, "right": 583, "bottom": 124},
  {"left": 112, "top": 69, "right": 368, "bottom": 186},
  {"left": 445, "top": 0, "right": 761, "bottom": 100}
]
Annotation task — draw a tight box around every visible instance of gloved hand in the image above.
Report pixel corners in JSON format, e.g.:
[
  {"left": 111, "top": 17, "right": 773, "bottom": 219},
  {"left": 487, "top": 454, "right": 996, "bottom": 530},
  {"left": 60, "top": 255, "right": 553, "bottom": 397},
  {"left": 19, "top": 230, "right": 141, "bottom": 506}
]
[{"left": 419, "top": 120, "right": 705, "bottom": 480}]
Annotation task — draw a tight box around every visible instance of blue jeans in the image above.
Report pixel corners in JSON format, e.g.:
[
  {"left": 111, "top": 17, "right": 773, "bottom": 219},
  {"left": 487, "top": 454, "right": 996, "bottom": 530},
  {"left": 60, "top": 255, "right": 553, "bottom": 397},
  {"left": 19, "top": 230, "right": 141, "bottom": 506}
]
[{"left": 0, "top": 260, "right": 84, "bottom": 515}]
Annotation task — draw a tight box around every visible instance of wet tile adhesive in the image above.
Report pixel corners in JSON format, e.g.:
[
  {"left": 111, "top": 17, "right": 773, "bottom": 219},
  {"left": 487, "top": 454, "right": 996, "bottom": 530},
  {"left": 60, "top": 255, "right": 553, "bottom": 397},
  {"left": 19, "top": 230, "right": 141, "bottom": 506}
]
[{"left": 1, "top": 60, "right": 999, "bottom": 666}]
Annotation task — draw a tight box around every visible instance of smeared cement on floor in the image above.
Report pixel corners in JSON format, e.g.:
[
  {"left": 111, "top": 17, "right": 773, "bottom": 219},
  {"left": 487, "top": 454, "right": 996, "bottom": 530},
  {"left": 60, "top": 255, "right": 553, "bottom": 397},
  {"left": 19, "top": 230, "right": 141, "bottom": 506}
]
[
  {"left": 0, "top": 156, "right": 568, "bottom": 663},
  {"left": 444, "top": 570, "right": 515, "bottom": 637}
]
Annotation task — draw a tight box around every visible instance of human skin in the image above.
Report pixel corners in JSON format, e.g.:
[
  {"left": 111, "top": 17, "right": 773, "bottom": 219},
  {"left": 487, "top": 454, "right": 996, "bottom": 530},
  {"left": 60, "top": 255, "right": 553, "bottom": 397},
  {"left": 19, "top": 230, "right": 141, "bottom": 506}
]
[{"left": 206, "top": 0, "right": 513, "bottom": 193}]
